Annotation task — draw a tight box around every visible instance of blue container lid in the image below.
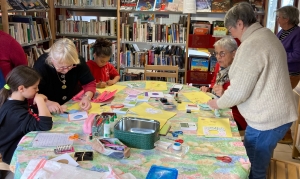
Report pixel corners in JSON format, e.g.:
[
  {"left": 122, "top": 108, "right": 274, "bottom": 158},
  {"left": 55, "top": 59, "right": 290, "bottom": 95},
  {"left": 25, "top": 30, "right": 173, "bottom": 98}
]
[{"left": 146, "top": 165, "right": 178, "bottom": 179}]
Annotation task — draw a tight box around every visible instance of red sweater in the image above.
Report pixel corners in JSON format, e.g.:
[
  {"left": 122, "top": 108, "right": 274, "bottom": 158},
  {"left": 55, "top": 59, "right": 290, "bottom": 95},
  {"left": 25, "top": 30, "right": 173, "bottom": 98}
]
[
  {"left": 86, "top": 60, "right": 119, "bottom": 83},
  {"left": 0, "top": 31, "right": 27, "bottom": 78},
  {"left": 211, "top": 63, "right": 247, "bottom": 130}
]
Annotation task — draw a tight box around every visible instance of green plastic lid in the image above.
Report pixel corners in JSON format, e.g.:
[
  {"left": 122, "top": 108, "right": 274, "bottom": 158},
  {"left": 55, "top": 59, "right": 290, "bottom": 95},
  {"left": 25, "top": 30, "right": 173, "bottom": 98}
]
[{"left": 110, "top": 116, "right": 114, "bottom": 122}]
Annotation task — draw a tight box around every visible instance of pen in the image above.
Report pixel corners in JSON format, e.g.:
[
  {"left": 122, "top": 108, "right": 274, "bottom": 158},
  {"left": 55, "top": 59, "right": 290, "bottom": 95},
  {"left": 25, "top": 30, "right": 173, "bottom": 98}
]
[{"left": 100, "top": 103, "right": 107, "bottom": 107}]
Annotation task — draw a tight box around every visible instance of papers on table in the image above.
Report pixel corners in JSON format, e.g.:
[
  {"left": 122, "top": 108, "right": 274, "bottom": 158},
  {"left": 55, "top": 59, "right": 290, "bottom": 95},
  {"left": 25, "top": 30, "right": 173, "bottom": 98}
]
[
  {"left": 183, "top": 91, "right": 212, "bottom": 104},
  {"left": 197, "top": 117, "right": 232, "bottom": 137},
  {"left": 145, "top": 92, "right": 164, "bottom": 98},
  {"left": 145, "top": 81, "right": 167, "bottom": 91},
  {"left": 128, "top": 103, "right": 176, "bottom": 129},
  {"left": 32, "top": 133, "right": 74, "bottom": 147},
  {"left": 97, "top": 84, "right": 126, "bottom": 93}
]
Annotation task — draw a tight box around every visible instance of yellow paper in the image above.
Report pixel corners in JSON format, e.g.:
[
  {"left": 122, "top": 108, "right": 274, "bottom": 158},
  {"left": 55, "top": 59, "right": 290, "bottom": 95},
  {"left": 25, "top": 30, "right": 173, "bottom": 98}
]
[
  {"left": 183, "top": 91, "right": 212, "bottom": 104},
  {"left": 197, "top": 117, "right": 232, "bottom": 137},
  {"left": 97, "top": 84, "right": 127, "bottom": 93},
  {"left": 68, "top": 103, "right": 111, "bottom": 114},
  {"left": 145, "top": 81, "right": 167, "bottom": 91},
  {"left": 177, "top": 102, "right": 194, "bottom": 111},
  {"left": 128, "top": 103, "right": 176, "bottom": 129}
]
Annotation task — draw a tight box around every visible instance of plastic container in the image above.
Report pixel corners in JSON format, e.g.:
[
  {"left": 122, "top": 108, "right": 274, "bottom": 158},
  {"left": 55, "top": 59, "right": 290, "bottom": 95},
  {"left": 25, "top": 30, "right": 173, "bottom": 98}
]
[
  {"left": 103, "top": 120, "right": 110, "bottom": 138},
  {"left": 114, "top": 117, "right": 160, "bottom": 149},
  {"left": 146, "top": 165, "right": 178, "bottom": 179}
]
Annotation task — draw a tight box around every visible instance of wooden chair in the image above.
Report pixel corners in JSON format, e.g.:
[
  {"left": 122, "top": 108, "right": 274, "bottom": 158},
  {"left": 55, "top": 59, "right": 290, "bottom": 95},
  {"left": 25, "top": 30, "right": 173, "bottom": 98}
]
[
  {"left": 267, "top": 158, "right": 300, "bottom": 179},
  {"left": 0, "top": 154, "right": 10, "bottom": 171},
  {"left": 144, "top": 65, "right": 179, "bottom": 83}
]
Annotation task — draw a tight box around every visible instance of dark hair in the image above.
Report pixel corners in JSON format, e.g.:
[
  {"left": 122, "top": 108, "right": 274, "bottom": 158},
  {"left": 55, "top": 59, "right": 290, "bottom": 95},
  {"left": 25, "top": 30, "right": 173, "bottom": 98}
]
[
  {"left": 0, "top": 66, "right": 41, "bottom": 107},
  {"left": 225, "top": 2, "right": 257, "bottom": 29},
  {"left": 92, "top": 38, "right": 112, "bottom": 57}
]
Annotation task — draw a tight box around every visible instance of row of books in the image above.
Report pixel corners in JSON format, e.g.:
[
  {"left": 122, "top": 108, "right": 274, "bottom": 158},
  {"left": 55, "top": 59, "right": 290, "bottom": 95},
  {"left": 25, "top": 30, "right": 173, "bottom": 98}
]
[
  {"left": 54, "top": 0, "right": 116, "bottom": 7},
  {"left": 120, "top": 45, "right": 185, "bottom": 69},
  {"left": 121, "top": 22, "right": 187, "bottom": 44},
  {"left": 7, "top": 0, "right": 49, "bottom": 10},
  {"left": 8, "top": 16, "right": 52, "bottom": 45},
  {"left": 71, "top": 39, "right": 117, "bottom": 66},
  {"left": 24, "top": 45, "right": 44, "bottom": 67},
  {"left": 120, "top": 0, "right": 183, "bottom": 12},
  {"left": 57, "top": 18, "right": 117, "bottom": 36},
  {"left": 191, "top": 20, "right": 228, "bottom": 36}
]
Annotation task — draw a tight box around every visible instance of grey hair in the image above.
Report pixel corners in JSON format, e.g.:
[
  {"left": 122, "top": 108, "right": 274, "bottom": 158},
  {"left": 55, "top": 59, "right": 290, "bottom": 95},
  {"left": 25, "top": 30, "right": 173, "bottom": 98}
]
[
  {"left": 45, "top": 38, "right": 80, "bottom": 65},
  {"left": 276, "top": 6, "right": 299, "bottom": 25},
  {"left": 214, "top": 36, "right": 238, "bottom": 52},
  {"left": 224, "top": 2, "right": 257, "bottom": 29}
]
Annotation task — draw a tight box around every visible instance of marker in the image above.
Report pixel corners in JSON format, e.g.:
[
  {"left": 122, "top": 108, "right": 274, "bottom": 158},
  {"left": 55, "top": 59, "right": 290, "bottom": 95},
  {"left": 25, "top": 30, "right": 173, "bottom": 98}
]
[{"left": 100, "top": 103, "right": 107, "bottom": 107}]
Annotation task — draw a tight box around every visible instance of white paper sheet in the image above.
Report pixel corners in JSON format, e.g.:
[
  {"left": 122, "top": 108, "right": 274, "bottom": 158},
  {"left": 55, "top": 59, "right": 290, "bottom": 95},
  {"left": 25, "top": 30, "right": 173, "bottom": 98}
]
[
  {"left": 32, "top": 133, "right": 74, "bottom": 147},
  {"left": 183, "top": 0, "right": 196, "bottom": 13}
]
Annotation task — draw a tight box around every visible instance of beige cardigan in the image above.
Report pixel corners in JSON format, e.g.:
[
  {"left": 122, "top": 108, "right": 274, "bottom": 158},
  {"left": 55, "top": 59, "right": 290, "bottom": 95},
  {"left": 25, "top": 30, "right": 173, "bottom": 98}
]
[{"left": 217, "top": 22, "right": 298, "bottom": 130}]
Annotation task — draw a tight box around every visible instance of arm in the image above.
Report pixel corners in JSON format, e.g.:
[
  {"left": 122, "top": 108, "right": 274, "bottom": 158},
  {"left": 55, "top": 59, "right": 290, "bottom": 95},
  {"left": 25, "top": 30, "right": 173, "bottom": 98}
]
[
  {"left": 106, "top": 64, "right": 120, "bottom": 86},
  {"left": 9, "top": 38, "right": 28, "bottom": 67},
  {"left": 78, "top": 57, "right": 96, "bottom": 94},
  {"left": 286, "top": 33, "right": 300, "bottom": 63}
]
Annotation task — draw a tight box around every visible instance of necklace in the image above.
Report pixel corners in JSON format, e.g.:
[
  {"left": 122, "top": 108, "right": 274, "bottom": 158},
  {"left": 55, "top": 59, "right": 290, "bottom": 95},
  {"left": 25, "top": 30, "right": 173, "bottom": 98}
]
[{"left": 56, "top": 73, "right": 67, "bottom": 89}]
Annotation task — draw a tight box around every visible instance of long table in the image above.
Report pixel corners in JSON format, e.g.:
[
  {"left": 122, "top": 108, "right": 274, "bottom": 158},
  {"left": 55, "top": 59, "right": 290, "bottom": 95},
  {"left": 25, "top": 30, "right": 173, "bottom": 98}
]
[{"left": 10, "top": 81, "right": 250, "bottom": 178}]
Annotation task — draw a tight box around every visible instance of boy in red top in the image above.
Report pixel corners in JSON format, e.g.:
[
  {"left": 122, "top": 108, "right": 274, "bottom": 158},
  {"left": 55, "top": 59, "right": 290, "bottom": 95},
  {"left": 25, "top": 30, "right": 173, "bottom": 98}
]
[{"left": 86, "top": 38, "right": 120, "bottom": 88}]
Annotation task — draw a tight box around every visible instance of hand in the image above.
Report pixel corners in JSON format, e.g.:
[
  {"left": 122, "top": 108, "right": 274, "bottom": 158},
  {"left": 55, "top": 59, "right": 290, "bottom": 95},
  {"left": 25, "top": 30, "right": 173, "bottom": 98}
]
[
  {"left": 106, "top": 80, "right": 114, "bottom": 86},
  {"left": 200, "top": 86, "right": 210, "bottom": 92},
  {"left": 207, "top": 99, "right": 219, "bottom": 109},
  {"left": 80, "top": 97, "right": 92, "bottom": 111},
  {"left": 33, "top": 94, "right": 48, "bottom": 105},
  {"left": 46, "top": 100, "right": 64, "bottom": 114},
  {"left": 212, "top": 85, "right": 225, "bottom": 97},
  {"left": 96, "top": 82, "right": 107, "bottom": 88}
]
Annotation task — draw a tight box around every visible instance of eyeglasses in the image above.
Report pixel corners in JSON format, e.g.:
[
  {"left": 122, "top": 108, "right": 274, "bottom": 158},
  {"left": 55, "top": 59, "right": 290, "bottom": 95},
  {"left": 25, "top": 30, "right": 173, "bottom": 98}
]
[
  {"left": 228, "top": 26, "right": 233, "bottom": 32},
  {"left": 214, "top": 51, "right": 227, "bottom": 57},
  {"left": 52, "top": 63, "right": 76, "bottom": 71}
]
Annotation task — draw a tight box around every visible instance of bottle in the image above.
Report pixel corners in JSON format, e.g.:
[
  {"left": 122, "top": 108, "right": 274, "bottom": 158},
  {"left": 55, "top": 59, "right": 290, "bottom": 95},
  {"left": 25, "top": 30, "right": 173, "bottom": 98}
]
[
  {"left": 110, "top": 116, "right": 115, "bottom": 135},
  {"left": 103, "top": 120, "right": 110, "bottom": 138}
]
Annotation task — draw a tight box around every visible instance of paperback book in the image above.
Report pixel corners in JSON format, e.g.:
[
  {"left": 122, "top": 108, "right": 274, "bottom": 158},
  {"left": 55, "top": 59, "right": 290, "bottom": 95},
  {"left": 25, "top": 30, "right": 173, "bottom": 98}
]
[{"left": 136, "top": 0, "right": 156, "bottom": 11}]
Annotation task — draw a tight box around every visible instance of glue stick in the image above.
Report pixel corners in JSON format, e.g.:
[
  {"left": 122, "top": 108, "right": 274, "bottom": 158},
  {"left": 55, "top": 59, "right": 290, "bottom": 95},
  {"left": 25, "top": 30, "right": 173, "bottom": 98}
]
[{"left": 103, "top": 120, "right": 110, "bottom": 138}]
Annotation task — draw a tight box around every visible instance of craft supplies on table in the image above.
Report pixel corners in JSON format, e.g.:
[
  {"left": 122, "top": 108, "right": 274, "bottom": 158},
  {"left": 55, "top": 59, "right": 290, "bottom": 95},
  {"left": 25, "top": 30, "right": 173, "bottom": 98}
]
[
  {"left": 74, "top": 151, "right": 93, "bottom": 161},
  {"left": 92, "top": 138, "right": 130, "bottom": 159},
  {"left": 114, "top": 117, "right": 160, "bottom": 149},
  {"left": 197, "top": 117, "right": 233, "bottom": 137},
  {"left": 32, "top": 132, "right": 74, "bottom": 147},
  {"left": 54, "top": 145, "right": 74, "bottom": 154},
  {"left": 154, "top": 141, "right": 189, "bottom": 158}
]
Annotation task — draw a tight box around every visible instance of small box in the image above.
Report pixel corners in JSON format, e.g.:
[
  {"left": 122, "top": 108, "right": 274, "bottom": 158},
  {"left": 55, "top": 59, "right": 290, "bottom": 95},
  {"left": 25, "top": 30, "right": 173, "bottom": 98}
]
[
  {"left": 74, "top": 151, "right": 93, "bottom": 161},
  {"left": 92, "top": 138, "right": 130, "bottom": 159},
  {"left": 146, "top": 165, "right": 178, "bottom": 179},
  {"left": 114, "top": 117, "right": 160, "bottom": 149}
]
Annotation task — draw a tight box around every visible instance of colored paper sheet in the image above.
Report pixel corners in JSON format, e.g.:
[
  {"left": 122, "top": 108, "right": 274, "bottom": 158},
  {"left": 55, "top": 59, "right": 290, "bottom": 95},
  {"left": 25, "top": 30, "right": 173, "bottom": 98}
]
[
  {"left": 197, "top": 117, "right": 232, "bottom": 137},
  {"left": 97, "top": 84, "right": 127, "bottom": 94},
  {"left": 68, "top": 103, "right": 111, "bottom": 114},
  {"left": 177, "top": 102, "right": 194, "bottom": 111},
  {"left": 183, "top": 91, "right": 212, "bottom": 104},
  {"left": 145, "top": 81, "right": 167, "bottom": 91},
  {"left": 128, "top": 102, "right": 176, "bottom": 129}
]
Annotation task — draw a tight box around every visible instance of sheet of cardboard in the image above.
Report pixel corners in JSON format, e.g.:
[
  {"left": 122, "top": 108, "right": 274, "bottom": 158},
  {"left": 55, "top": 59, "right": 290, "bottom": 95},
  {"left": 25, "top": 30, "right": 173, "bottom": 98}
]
[
  {"left": 183, "top": 91, "right": 212, "bottom": 104},
  {"left": 145, "top": 81, "right": 167, "bottom": 91},
  {"left": 197, "top": 117, "right": 232, "bottom": 137}
]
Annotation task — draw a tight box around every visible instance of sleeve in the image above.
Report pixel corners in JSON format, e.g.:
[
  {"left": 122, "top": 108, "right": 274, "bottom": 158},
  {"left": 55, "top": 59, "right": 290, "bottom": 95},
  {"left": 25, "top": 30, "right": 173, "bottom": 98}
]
[
  {"left": 77, "top": 57, "right": 96, "bottom": 90},
  {"left": 13, "top": 108, "right": 53, "bottom": 134},
  {"left": 82, "top": 80, "right": 96, "bottom": 94},
  {"left": 210, "top": 63, "right": 220, "bottom": 88},
  {"left": 217, "top": 48, "right": 259, "bottom": 109},
  {"left": 286, "top": 33, "right": 300, "bottom": 63},
  {"left": 9, "top": 38, "right": 28, "bottom": 67},
  {"left": 108, "top": 63, "right": 120, "bottom": 79}
]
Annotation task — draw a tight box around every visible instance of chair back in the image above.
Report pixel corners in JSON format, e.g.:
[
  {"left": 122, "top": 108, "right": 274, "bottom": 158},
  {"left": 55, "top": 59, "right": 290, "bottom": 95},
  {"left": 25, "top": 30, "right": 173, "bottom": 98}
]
[
  {"left": 267, "top": 158, "right": 300, "bottom": 179},
  {"left": 144, "top": 65, "right": 179, "bottom": 83}
]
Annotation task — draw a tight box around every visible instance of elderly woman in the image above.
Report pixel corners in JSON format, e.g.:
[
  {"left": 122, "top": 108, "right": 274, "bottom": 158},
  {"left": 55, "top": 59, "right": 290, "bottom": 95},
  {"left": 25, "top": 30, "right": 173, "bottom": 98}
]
[
  {"left": 207, "top": 2, "right": 297, "bottom": 179},
  {"left": 200, "top": 37, "right": 247, "bottom": 130},
  {"left": 276, "top": 6, "right": 300, "bottom": 88},
  {"left": 33, "top": 38, "right": 96, "bottom": 113}
]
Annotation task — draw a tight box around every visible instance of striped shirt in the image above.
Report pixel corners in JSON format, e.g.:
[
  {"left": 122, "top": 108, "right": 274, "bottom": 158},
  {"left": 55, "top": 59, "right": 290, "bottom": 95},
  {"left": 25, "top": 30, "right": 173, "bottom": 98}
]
[{"left": 279, "top": 25, "right": 297, "bottom": 40}]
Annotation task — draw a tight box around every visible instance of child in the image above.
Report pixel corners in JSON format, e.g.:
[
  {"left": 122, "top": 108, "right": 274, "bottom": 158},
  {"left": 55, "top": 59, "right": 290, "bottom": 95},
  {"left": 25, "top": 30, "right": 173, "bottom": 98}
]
[
  {"left": 86, "top": 38, "right": 120, "bottom": 88},
  {"left": 0, "top": 66, "right": 52, "bottom": 164}
]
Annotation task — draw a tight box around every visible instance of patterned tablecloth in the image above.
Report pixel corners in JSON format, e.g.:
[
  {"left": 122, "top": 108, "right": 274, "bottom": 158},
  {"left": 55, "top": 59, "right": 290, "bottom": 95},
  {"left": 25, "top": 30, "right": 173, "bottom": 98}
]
[{"left": 10, "top": 81, "right": 250, "bottom": 179}]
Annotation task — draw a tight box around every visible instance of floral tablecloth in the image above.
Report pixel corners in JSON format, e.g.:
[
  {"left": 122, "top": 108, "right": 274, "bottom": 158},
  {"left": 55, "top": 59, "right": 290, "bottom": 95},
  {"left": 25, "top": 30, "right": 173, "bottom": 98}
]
[{"left": 10, "top": 81, "right": 250, "bottom": 179}]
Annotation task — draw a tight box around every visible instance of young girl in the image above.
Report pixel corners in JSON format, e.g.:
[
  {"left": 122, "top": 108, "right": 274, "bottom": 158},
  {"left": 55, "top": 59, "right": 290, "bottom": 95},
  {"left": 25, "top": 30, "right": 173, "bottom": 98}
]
[
  {"left": 86, "top": 38, "right": 120, "bottom": 88},
  {"left": 0, "top": 66, "right": 52, "bottom": 164}
]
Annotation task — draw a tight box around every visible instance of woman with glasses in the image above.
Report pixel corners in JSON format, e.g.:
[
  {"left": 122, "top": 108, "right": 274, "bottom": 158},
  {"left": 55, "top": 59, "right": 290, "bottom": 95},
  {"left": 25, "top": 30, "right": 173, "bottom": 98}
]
[
  {"left": 33, "top": 38, "right": 96, "bottom": 113},
  {"left": 276, "top": 6, "right": 300, "bottom": 89},
  {"left": 207, "top": 3, "right": 297, "bottom": 179},
  {"left": 200, "top": 36, "right": 247, "bottom": 131}
]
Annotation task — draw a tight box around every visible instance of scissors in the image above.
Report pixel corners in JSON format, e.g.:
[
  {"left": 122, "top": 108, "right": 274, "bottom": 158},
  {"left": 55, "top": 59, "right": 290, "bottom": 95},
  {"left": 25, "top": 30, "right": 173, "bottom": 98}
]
[
  {"left": 204, "top": 155, "right": 232, "bottom": 163},
  {"left": 170, "top": 131, "right": 183, "bottom": 137}
]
